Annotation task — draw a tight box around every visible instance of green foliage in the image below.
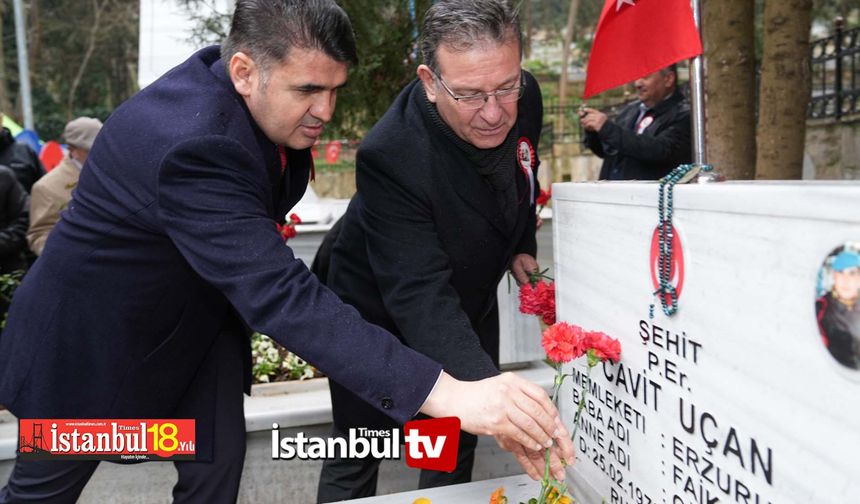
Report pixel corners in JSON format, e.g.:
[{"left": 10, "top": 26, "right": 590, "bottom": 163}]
[
  {"left": 331, "top": 0, "right": 429, "bottom": 138},
  {"left": 175, "top": 0, "right": 231, "bottom": 46},
  {"left": 523, "top": 59, "right": 554, "bottom": 77},
  {"left": 0, "top": 270, "right": 23, "bottom": 328},
  {"left": 812, "top": 0, "right": 860, "bottom": 21},
  {"left": 2, "top": 0, "right": 853, "bottom": 144},
  {"left": 251, "top": 332, "right": 317, "bottom": 383},
  {"left": 175, "top": 0, "right": 426, "bottom": 138},
  {"left": 0, "top": 270, "right": 23, "bottom": 304},
  {"left": 527, "top": 0, "right": 603, "bottom": 43}
]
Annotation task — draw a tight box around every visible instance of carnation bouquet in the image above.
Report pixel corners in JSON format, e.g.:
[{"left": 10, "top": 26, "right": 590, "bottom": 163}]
[
  {"left": 494, "top": 271, "right": 621, "bottom": 504},
  {"left": 276, "top": 213, "right": 302, "bottom": 241}
]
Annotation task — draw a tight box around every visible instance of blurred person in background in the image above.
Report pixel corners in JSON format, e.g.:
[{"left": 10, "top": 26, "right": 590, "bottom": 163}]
[
  {"left": 28, "top": 117, "right": 103, "bottom": 256},
  {"left": 0, "top": 126, "right": 44, "bottom": 193},
  {"left": 580, "top": 65, "right": 691, "bottom": 180}
]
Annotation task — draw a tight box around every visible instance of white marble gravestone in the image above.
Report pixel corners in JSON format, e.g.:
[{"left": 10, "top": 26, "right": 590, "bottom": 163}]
[{"left": 553, "top": 181, "right": 860, "bottom": 504}]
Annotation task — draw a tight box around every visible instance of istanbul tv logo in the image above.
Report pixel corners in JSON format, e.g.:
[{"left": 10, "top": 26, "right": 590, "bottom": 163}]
[
  {"left": 403, "top": 417, "right": 460, "bottom": 472},
  {"left": 272, "top": 417, "right": 461, "bottom": 472}
]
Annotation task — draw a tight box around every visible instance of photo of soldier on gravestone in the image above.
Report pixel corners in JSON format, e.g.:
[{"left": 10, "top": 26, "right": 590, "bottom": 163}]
[{"left": 815, "top": 244, "right": 860, "bottom": 370}]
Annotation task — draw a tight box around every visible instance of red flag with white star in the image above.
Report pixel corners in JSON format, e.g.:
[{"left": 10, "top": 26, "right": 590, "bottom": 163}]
[{"left": 583, "top": 0, "right": 703, "bottom": 98}]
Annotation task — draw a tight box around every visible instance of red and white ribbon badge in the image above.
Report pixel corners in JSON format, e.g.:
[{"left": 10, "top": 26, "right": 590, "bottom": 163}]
[{"left": 517, "top": 137, "right": 536, "bottom": 206}]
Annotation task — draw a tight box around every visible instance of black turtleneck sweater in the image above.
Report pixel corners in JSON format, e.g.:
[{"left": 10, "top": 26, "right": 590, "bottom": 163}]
[{"left": 421, "top": 89, "right": 520, "bottom": 230}]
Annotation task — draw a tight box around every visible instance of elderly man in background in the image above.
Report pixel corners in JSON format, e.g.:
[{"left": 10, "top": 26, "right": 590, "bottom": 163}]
[
  {"left": 27, "top": 117, "right": 103, "bottom": 255},
  {"left": 580, "top": 65, "right": 691, "bottom": 180}
]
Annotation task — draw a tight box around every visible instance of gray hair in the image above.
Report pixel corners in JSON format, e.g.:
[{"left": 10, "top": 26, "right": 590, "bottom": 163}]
[
  {"left": 419, "top": 0, "right": 522, "bottom": 73},
  {"left": 221, "top": 0, "right": 357, "bottom": 83}
]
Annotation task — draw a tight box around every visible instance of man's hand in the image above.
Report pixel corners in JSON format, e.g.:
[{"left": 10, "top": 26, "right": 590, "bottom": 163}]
[
  {"left": 510, "top": 253, "right": 539, "bottom": 286},
  {"left": 579, "top": 107, "right": 608, "bottom": 133},
  {"left": 419, "top": 372, "right": 575, "bottom": 465},
  {"left": 496, "top": 427, "right": 575, "bottom": 481}
]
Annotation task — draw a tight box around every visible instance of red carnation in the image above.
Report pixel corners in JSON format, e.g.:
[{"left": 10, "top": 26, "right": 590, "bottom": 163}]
[
  {"left": 519, "top": 280, "right": 556, "bottom": 325},
  {"left": 519, "top": 282, "right": 542, "bottom": 316},
  {"left": 538, "top": 282, "right": 556, "bottom": 325},
  {"left": 289, "top": 213, "right": 302, "bottom": 224},
  {"left": 536, "top": 188, "right": 552, "bottom": 207},
  {"left": 583, "top": 330, "right": 622, "bottom": 363},
  {"left": 541, "top": 322, "right": 586, "bottom": 364},
  {"left": 276, "top": 222, "right": 298, "bottom": 241}
]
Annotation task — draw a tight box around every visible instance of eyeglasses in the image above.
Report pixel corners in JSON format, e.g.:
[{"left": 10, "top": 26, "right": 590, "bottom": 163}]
[{"left": 432, "top": 70, "right": 525, "bottom": 110}]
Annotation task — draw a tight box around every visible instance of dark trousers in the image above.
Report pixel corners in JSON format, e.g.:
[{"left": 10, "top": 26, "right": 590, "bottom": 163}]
[
  {"left": 316, "top": 424, "right": 477, "bottom": 503},
  {"left": 0, "top": 328, "right": 247, "bottom": 503}
]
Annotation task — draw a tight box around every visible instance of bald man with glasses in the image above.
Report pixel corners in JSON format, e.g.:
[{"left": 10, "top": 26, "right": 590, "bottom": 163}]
[{"left": 313, "top": 0, "right": 558, "bottom": 501}]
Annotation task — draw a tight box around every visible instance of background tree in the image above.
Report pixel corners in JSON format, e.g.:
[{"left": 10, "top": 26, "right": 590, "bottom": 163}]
[
  {"left": 755, "top": 0, "right": 813, "bottom": 179},
  {"left": 812, "top": 0, "right": 860, "bottom": 20},
  {"left": 177, "top": 0, "right": 427, "bottom": 139},
  {"left": 557, "top": 0, "right": 580, "bottom": 137},
  {"left": 0, "top": 2, "right": 12, "bottom": 115},
  {"left": 333, "top": 0, "right": 429, "bottom": 138},
  {"left": 1, "top": 0, "right": 139, "bottom": 139},
  {"left": 0, "top": 0, "right": 849, "bottom": 156},
  {"left": 700, "top": 0, "right": 854, "bottom": 179},
  {"left": 703, "top": 0, "right": 757, "bottom": 179},
  {"left": 176, "top": 0, "right": 231, "bottom": 46}
]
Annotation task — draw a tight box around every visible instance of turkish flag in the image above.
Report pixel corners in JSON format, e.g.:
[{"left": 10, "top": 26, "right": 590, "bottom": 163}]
[{"left": 583, "top": 0, "right": 703, "bottom": 98}]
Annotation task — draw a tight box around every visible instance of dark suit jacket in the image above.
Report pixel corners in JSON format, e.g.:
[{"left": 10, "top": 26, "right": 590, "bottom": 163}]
[
  {"left": 585, "top": 89, "right": 691, "bottom": 180},
  {"left": 324, "top": 75, "right": 542, "bottom": 429},
  {"left": 0, "top": 46, "right": 441, "bottom": 459}
]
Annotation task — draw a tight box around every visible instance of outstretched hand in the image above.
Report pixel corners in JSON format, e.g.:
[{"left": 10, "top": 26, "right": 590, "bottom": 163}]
[
  {"left": 419, "top": 371, "right": 575, "bottom": 475},
  {"left": 495, "top": 427, "right": 575, "bottom": 481}
]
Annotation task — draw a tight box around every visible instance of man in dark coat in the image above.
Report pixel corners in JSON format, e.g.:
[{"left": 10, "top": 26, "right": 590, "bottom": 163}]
[
  {"left": 315, "top": 1, "right": 561, "bottom": 501},
  {"left": 0, "top": 1, "right": 569, "bottom": 502},
  {"left": 0, "top": 127, "right": 44, "bottom": 193},
  {"left": 0, "top": 165, "right": 29, "bottom": 275},
  {"left": 580, "top": 65, "right": 691, "bottom": 180}
]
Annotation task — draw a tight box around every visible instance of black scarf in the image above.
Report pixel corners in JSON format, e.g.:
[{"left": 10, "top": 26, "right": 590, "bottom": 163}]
[{"left": 420, "top": 88, "right": 519, "bottom": 230}]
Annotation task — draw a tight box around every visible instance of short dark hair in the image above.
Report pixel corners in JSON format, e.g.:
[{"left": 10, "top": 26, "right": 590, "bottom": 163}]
[
  {"left": 659, "top": 64, "right": 678, "bottom": 78},
  {"left": 420, "top": 0, "right": 522, "bottom": 73},
  {"left": 222, "top": 0, "right": 358, "bottom": 79}
]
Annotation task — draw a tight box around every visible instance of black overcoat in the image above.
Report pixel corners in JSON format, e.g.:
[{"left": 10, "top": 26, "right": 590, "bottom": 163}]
[
  {"left": 325, "top": 75, "right": 543, "bottom": 429},
  {"left": 0, "top": 47, "right": 441, "bottom": 458}
]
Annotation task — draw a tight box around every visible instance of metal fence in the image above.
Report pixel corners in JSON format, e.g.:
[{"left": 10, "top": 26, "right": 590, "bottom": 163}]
[
  {"left": 542, "top": 98, "right": 636, "bottom": 148},
  {"left": 809, "top": 19, "right": 860, "bottom": 120}
]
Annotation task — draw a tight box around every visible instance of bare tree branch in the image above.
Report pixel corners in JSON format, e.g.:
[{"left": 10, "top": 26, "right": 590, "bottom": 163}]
[{"left": 66, "top": 0, "right": 110, "bottom": 119}]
